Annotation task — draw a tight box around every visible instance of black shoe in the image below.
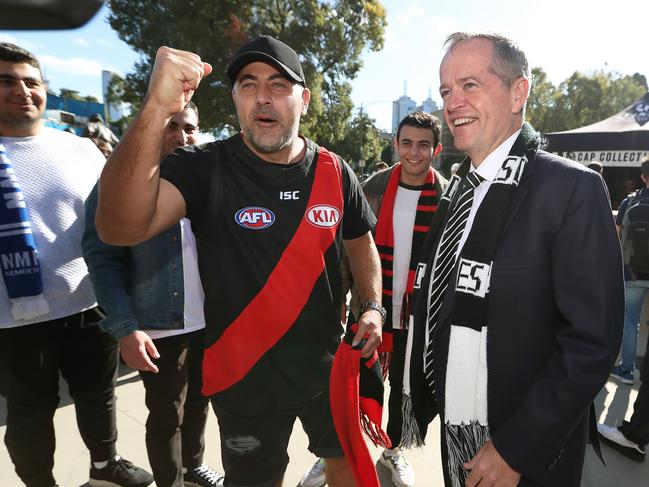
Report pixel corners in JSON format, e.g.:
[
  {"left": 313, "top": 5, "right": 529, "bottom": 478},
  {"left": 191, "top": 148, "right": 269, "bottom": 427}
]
[
  {"left": 89, "top": 456, "right": 154, "bottom": 486},
  {"left": 184, "top": 464, "right": 225, "bottom": 487}
]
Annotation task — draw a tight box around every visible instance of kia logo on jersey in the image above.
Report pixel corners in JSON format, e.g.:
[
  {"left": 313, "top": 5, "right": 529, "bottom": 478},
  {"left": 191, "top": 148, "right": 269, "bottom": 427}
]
[
  {"left": 306, "top": 205, "right": 341, "bottom": 228},
  {"left": 235, "top": 207, "right": 276, "bottom": 230}
]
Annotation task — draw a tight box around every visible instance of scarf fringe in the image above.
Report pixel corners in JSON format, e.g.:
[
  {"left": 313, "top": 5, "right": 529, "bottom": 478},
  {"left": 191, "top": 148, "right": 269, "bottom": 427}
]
[
  {"left": 445, "top": 421, "right": 491, "bottom": 487},
  {"left": 11, "top": 295, "right": 50, "bottom": 321},
  {"left": 361, "top": 412, "right": 391, "bottom": 449},
  {"left": 399, "top": 393, "right": 425, "bottom": 448}
]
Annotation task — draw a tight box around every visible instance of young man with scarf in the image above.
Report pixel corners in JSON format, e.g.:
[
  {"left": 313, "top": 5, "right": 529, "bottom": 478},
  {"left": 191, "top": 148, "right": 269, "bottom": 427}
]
[
  {"left": 300, "top": 111, "right": 446, "bottom": 487},
  {"left": 94, "top": 36, "right": 383, "bottom": 487},
  {"left": 0, "top": 43, "right": 153, "bottom": 487},
  {"left": 402, "top": 33, "right": 623, "bottom": 487}
]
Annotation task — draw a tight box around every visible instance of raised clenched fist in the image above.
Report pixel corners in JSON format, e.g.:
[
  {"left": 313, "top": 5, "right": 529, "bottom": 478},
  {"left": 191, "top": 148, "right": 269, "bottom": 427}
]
[{"left": 146, "top": 46, "right": 213, "bottom": 116}]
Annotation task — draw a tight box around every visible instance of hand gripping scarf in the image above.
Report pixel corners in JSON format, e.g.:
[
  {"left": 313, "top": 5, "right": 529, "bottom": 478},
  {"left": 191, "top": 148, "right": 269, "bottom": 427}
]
[
  {"left": 0, "top": 144, "right": 49, "bottom": 321},
  {"left": 330, "top": 325, "right": 391, "bottom": 487},
  {"left": 401, "top": 125, "right": 540, "bottom": 487},
  {"left": 373, "top": 165, "right": 439, "bottom": 375}
]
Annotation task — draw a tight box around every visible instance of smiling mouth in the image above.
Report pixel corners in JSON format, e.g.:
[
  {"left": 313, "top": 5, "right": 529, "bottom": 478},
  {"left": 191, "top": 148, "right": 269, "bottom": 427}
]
[
  {"left": 453, "top": 117, "right": 475, "bottom": 127},
  {"left": 11, "top": 101, "right": 34, "bottom": 108}
]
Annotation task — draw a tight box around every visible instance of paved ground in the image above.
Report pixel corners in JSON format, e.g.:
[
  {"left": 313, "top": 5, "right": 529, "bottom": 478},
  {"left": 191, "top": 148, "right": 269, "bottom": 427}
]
[{"left": 1, "top": 323, "right": 647, "bottom": 486}]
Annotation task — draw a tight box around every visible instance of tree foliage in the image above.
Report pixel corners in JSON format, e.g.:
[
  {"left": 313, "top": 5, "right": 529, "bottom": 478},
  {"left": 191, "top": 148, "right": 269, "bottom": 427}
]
[
  {"left": 107, "top": 0, "right": 387, "bottom": 144},
  {"left": 527, "top": 68, "right": 647, "bottom": 133},
  {"left": 59, "top": 88, "right": 82, "bottom": 100},
  {"left": 330, "top": 109, "right": 383, "bottom": 170},
  {"left": 380, "top": 142, "right": 393, "bottom": 164}
]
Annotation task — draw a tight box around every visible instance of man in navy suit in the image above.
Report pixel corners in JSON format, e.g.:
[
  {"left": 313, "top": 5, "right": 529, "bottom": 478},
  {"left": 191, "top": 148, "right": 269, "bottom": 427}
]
[{"left": 403, "top": 32, "right": 624, "bottom": 487}]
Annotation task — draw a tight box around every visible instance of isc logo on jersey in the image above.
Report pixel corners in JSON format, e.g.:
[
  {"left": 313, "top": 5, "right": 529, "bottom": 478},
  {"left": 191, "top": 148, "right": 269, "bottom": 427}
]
[
  {"left": 235, "top": 207, "right": 275, "bottom": 230},
  {"left": 306, "top": 205, "right": 341, "bottom": 228}
]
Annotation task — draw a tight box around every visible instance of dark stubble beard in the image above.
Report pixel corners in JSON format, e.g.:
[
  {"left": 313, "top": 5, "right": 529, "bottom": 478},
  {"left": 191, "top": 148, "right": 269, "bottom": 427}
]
[
  {"left": 240, "top": 110, "right": 300, "bottom": 155},
  {"left": 243, "top": 125, "right": 294, "bottom": 154}
]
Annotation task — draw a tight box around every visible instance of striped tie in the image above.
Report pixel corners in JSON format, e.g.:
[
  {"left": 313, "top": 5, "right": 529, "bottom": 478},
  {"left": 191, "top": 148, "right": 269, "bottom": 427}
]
[{"left": 424, "top": 171, "right": 483, "bottom": 388}]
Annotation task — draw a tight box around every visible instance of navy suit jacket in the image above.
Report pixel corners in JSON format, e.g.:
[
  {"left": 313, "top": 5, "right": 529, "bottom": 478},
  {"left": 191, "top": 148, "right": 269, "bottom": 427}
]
[{"left": 411, "top": 149, "right": 624, "bottom": 486}]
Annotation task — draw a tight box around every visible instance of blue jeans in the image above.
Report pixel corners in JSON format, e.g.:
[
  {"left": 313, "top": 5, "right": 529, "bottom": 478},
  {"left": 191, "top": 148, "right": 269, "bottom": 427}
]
[{"left": 620, "top": 280, "right": 649, "bottom": 371}]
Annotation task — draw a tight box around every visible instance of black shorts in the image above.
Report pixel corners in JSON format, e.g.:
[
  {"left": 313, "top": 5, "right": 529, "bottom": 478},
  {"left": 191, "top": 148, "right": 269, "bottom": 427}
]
[{"left": 211, "top": 391, "right": 343, "bottom": 487}]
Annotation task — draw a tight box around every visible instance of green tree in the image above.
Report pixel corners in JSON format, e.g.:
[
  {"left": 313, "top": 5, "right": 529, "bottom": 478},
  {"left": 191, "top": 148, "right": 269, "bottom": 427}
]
[
  {"left": 59, "top": 88, "right": 83, "bottom": 100},
  {"left": 380, "top": 142, "right": 393, "bottom": 164},
  {"left": 526, "top": 67, "right": 561, "bottom": 133},
  {"left": 107, "top": 0, "right": 387, "bottom": 144},
  {"left": 331, "top": 109, "right": 383, "bottom": 171},
  {"left": 526, "top": 68, "right": 646, "bottom": 133},
  {"left": 632, "top": 72, "right": 648, "bottom": 92}
]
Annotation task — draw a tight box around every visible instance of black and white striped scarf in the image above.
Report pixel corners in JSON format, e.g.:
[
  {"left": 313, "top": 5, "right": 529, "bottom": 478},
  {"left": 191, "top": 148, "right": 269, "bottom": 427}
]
[{"left": 401, "top": 124, "right": 540, "bottom": 486}]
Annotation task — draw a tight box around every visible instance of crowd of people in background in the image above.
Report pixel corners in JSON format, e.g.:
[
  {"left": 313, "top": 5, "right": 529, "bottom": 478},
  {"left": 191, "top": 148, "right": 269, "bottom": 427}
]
[{"left": 0, "top": 27, "right": 646, "bottom": 487}]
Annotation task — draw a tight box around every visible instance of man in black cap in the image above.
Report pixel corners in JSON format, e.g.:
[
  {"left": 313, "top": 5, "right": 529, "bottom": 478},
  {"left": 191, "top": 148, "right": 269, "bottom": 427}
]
[{"left": 94, "top": 36, "right": 383, "bottom": 487}]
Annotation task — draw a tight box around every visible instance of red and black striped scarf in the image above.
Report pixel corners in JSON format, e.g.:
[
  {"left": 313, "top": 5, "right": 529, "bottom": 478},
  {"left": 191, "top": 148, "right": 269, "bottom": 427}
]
[
  {"left": 330, "top": 325, "right": 390, "bottom": 487},
  {"left": 374, "top": 165, "right": 438, "bottom": 357}
]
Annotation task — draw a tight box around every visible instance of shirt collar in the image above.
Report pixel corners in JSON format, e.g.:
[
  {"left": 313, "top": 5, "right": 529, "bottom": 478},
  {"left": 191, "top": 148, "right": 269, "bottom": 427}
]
[{"left": 470, "top": 129, "right": 521, "bottom": 182}]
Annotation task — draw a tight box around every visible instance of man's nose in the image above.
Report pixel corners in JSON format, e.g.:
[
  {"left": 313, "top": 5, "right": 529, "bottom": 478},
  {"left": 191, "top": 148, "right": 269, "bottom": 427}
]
[
  {"left": 15, "top": 80, "right": 31, "bottom": 97},
  {"left": 445, "top": 90, "right": 464, "bottom": 112},
  {"left": 255, "top": 83, "right": 271, "bottom": 105}
]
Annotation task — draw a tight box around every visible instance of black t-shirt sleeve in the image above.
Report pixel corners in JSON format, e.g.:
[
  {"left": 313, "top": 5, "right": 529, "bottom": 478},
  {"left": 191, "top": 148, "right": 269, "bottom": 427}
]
[
  {"left": 340, "top": 158, "right": 376, "bottom": 239},
  {"left": 159, "top": 146, "right": 213, "bottom": 223}
]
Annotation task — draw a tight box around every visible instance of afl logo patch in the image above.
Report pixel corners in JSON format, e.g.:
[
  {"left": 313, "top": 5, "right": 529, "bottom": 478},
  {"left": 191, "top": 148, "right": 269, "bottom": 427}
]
[
  {"left": 306, "top": 205, "right": 341, "bottom": 228},
  {"left": 235, "top": 207, "right": 275, "bottom": 230}
]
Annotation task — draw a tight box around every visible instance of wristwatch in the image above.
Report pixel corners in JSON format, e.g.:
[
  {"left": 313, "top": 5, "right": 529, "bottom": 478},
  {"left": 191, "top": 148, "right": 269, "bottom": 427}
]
[{"left": 360, "top": 300, "right": 386, "bottom": 325}]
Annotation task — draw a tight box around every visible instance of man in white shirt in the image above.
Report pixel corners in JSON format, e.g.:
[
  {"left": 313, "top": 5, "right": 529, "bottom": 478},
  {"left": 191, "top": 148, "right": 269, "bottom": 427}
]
[
  {"left": 402, "top": 32, "right": 623, "bottom": 487},
  {"left": 0, "top": 42, "right": 153, "bottom": 487}
]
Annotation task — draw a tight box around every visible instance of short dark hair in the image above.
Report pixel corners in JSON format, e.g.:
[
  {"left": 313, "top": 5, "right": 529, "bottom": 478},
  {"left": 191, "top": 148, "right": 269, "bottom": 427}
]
[
  {"left": 0, "top": 42, "right": 41, "bottom": 72},
  {"left": 641, "top": 159, "right": 649, "bottom": 178},
  {"left": 396, "top": 111, "right": 442, "bottom": 147},
  {"left": 375, "top": 161, "right": 389, "bottom": 172},
  {"left": 184, "top": 101, "right": 199, "bottom": 121}
]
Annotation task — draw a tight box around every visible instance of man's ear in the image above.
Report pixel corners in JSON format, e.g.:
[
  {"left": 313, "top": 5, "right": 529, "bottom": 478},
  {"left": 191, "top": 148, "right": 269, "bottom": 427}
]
[
  {"left": 512, "top": 77, "right": 529, "bottom": 114},
  {"left": 433, "top": 143, "right": 443, "bottom": 157},
  {"left": 301, "top": 87, "right": 311, "bottom": 115}
]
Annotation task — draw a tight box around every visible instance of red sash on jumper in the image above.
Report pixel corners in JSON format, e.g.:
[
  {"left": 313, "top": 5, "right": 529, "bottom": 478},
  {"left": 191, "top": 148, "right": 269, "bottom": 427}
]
[{"left": 201, "top": 148, "right": 343, "bottom": 396}]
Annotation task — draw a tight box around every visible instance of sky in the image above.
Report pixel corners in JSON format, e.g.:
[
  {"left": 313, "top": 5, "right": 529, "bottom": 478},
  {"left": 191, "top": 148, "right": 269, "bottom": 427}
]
[{"left": 1, "top": 0, "right": 647, "bottom": 133}]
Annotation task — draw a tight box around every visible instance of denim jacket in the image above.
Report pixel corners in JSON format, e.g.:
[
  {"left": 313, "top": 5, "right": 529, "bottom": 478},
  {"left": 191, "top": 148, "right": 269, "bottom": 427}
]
[{"left": 82, "top": 184, "right": 186, "bottom": 340}]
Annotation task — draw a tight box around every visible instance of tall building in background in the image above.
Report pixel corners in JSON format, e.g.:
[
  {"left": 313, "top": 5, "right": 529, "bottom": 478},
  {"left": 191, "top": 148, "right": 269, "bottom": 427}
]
[
  {"left": 102, "top": 70, "right": 129, "bottom": 124},
  {"left": 392, "top": 81, "right": 417, "bottom": 133},
  {"left": 391, "top": 83, "right": 439, "bottom": 134},
  {"left": 419, "top": 88, "right": 438, "bottom": 114}
]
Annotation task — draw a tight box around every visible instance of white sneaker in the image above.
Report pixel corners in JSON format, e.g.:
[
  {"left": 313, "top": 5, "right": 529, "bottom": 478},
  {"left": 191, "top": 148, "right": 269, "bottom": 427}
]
[
  {"left": 597, "top": 423, "right": 646, "bottom": 462},
  {"left": 297, "top": 458, "right": 326, "bottom": 487},
  {"left": 378, "top": 448, "right": 415, "bottom": 487}
]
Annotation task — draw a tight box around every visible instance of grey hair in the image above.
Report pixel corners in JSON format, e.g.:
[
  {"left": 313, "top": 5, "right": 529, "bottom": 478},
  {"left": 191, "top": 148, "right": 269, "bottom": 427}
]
[{"left": 444, "top": 32, "right": 530, "bottom": 89}]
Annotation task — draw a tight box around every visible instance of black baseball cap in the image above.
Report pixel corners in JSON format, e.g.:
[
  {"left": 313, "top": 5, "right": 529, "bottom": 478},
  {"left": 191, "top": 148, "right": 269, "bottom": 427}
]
[{"left": 227, "top": 35, "right": 305, "bottom": 86}]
